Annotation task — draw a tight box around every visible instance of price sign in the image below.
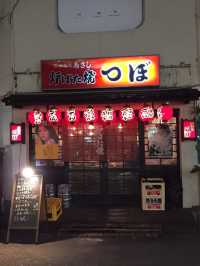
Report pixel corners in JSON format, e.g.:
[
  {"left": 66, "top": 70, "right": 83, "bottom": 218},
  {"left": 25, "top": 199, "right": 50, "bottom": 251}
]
[{"left": 141, "top": 178, "right": 165, "bottom": 211}]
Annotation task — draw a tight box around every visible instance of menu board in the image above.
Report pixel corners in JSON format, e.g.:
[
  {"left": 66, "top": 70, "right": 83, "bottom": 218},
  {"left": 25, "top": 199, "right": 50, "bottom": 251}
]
[
  {"left": 141, "top": 178, "right": 165, "bottom": 211},
  {"left": 7, "top": 174, "right": 43, "bottom": 243}
]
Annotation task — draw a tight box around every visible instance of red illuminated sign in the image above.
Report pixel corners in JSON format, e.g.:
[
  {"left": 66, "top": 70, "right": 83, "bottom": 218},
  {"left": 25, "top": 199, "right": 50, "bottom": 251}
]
[
  {"left": 139, "top": 106, "right": 155, "bottom": 122},
  {"left": 46, "top": 108, "right": 62, "bottom": 123},
  {"left": 182, "top": 120, "right": 196, "bottom": 140},
  {"left": 26, "top": 105, "right": 176, "bottom": 126},
  {"left": 157, "top": 105, "right": 173, "bottom": 121},
  {"left": 10, "top": 123, "right": 25, "bottom": 144},
  {"left": 83, "top": 106, "right": 98, "bottom": 123},
  {"left": 100, "top": 107, "right": 116, "bottom": 122},
  {"left": 119, "top": 107, "right": 135, "bottom": 122},
  {"left": 41, "top": 55, "right": 160, "bottom": 90},
  {"left": 27, "top": 110, "right": 44, "bottom": 125},
  {"left": 64, "top": 107, "right": 80, "bottom": 124}
]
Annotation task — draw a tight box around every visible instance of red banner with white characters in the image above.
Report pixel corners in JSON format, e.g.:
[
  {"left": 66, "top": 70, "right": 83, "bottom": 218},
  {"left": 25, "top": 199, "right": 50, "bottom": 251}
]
[
  {"left": 41, "top": 55, "right": 160, "bottom": 90},
  {"left": 182, "top": 120, "right": 196, "bottom": 140},
  {"left": 10, "top": 123, "right": 25, "bottom": 144}
]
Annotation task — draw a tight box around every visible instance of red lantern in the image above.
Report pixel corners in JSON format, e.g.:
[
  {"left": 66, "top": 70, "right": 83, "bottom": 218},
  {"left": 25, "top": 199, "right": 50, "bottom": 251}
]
[
  {"left": 157, "top": 105, "right": 173, "bottom": 121},
  {"left": 46, "top": 108, "right": 62, "bottom": 123},
  {"left": 27, "top": 110, "right": 44, "bottom": 125},
  {"left": 119, "top": 107, "right": 135, "bottom": 122},
  {"left": 100, "top": 107, "right": 116, "bottom": 122},
  {"left": 139, "top": 106, "right": 154, "bottom": 122},
  {"left": 64, "top": 107, "right": 80, "bottom": 124},
  {"left": 83, "top": 106, "right": 98, "bottom": 123}
]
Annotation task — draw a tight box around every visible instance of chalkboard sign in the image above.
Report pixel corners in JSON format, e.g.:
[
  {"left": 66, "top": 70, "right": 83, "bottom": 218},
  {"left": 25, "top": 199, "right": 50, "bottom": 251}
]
[{"left": 7, "top": 174, "right": 43, "bottom": 243}]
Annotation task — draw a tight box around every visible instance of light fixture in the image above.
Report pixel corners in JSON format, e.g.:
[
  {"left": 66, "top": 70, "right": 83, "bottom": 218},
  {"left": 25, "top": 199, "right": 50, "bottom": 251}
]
[
  {"left": 118, "top": 123, "right": 123, "bottom": 129},
  {"left": 22, "top": 167, "right": 34, "bottom": 178},
  {"left": 64, "top": 106, "right": 80, "bottom": 124},
  {"left": 100, "top": 106, "right": 115, "bottom": 122},
  {"left": 46, "top": 107, "right": 62, "bottom": 123},
  {"left": 119, "top": 107, "right": 135, "bottom": 122},
  {"left": 27, "top": 110, "right": 44, "bottom": 125},
  {"left": 88, "top": 124, "right": 95, "bottom": 130},
  {"left": 138, "top": 106, "right": 155, "bottom": 122},
  {"left": 83, "top": 106, "right": 98, "bottom": 123},
  {"left": 157, "top": 105, "right": 173, "bottom": 121}
]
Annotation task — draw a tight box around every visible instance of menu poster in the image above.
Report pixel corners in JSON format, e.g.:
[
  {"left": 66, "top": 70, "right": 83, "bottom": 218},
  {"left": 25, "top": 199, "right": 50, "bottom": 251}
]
[
  {"left": 7, "top": 174, "right": 43, "bottom": 243},
  {"left": 141, "top": 178, "right": 165, "bottom": 211}
]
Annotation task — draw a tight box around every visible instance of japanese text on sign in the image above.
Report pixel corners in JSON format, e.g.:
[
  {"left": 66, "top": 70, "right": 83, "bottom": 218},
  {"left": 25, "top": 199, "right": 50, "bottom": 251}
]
[
  {"left": 41, "top": 56, "right": 160, "bottom": 90},
  {"left": 10, "top": 174, "right": 43, "bottom": 228}
]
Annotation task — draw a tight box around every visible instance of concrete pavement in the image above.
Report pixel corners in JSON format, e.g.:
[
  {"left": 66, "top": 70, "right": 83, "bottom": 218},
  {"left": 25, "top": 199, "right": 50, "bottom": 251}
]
[{"left": 0, "top": 233, "right": 200, "bottom": 266}]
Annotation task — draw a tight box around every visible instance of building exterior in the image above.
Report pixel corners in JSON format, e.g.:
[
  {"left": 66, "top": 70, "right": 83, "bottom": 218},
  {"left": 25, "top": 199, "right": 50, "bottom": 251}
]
[{"left": 0, "top": 0, "right": 200, "bottom": 218}]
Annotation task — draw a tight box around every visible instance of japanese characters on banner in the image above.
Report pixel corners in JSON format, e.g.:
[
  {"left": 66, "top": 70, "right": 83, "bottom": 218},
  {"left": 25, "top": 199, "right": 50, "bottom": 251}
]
[
  {"left": 10, "top": 123, "right": 25, "bottom": 144},
  {"left": 100, "top": 107, "right": 116, "bottom": 123},
  {"left": 83, "top": 106, "right": 98, "bottom": 123},
  {"left": 181, "top": 119, "right": 196, "bottom": 140},
  {"left": 46, "top": 108, "right": 62, "bottom": 123},
  {"left": 138, "top": 106, "right": 154, "bottom": 122},
  {"left": 64, "top": 106, "right": 80, "bottom": 124},
  {"left": 28, "top": 110, "right": 44, "bottom": 125},
  {"left": 27, "top": 105, "right": 175, "bottom": 125},
  {"left": 41, "top": 55, "right": 160, "bottom": 90},
  {"left": 119, "top": 107, "right": 135, "bottom": 122}
]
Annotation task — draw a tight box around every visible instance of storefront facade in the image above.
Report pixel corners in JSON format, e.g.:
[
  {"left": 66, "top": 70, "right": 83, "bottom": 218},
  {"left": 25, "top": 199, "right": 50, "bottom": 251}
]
[
  {"left": 1, "top": 0, "right": 200, "bottom": 222},
  {"left": 2, "top": 56, "right": 199, "bottom": 216}
]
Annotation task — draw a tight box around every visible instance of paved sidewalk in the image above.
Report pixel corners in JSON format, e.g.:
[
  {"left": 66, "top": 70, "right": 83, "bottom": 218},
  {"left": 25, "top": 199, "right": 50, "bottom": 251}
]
[{"left": 0, "top": 233, "right": 200, "bottom": 266}]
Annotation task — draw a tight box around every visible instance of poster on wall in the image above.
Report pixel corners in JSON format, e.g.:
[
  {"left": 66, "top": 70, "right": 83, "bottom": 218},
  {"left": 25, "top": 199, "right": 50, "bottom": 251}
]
[
  {"left": 146, "top": 124, "right": 173, "bottom": 158},
  {"left": 34, "top": 124, "right": 60, "bottom": 160}
]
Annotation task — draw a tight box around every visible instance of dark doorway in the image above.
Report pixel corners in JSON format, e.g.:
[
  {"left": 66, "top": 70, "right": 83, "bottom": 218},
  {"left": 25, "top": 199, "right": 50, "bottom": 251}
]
[{"left": 64, "top": 121, "right": 140, "bottom": 207}]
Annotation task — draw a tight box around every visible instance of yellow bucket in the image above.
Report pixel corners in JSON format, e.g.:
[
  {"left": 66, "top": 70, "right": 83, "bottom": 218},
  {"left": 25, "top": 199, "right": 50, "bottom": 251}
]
[{"left": 47, "top": 197, "right": 62, "bottom": 222}]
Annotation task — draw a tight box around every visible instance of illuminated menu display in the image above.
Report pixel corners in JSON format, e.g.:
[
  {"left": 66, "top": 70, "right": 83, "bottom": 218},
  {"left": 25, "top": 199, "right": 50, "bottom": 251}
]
[{"left": 10, "top": 174, "right": 43, "bottom": 228}]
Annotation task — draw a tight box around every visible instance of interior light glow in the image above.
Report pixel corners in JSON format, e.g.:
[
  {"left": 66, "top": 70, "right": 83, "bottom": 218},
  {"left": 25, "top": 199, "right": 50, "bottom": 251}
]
[
  {"left": 88, "top": 124, "right": 95, "bottom": 130},
  {"left": 118, "top": 123, "right": 123, "bottom": 129}
]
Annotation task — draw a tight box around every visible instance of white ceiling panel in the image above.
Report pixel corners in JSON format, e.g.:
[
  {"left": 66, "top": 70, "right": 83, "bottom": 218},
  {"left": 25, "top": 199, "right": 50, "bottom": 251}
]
[{"left": 58, "top": 0, "right": 143, "bottom": 33}]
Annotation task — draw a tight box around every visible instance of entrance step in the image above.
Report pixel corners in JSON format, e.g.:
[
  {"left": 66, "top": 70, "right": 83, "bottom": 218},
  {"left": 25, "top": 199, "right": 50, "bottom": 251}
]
[
  {"left": 56, "top": 223, "right": 163, "bottom": 239},
  {"left": 39, "top": 207, "right": 196, "bottom": 241}
]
